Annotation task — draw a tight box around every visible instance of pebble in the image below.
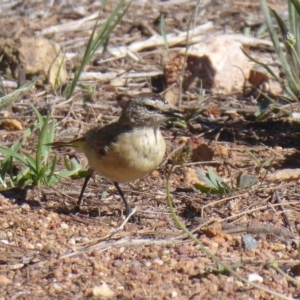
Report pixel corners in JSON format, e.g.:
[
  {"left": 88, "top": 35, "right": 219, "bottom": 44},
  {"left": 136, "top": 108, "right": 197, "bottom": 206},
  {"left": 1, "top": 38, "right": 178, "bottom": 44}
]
[
  {"left": 51, "top": 283, "right": 63, "bottom": 293},
  {"left": 242, "top": 235, "right": 258, "bottom": 250},
  {"left": 92, "top": 282, "right": 114, "bottom": 298},
  {"left": 113, "top": 259, "right": 123, "bottom": 268},
  {"left": 35, "top": 243, "right": 43, "bottom": 250},
  {"left": 60, "top": 222, "right": 69, "bottom": 229},
  {"left": 131, "top": 259, "right": 140, "bottom": 268},
  {"left": 248, "top": 273, "right": 263, "bottom": 283},
  {"left": 68, "top": 238, "right": 76, "bottom": 246},
  {"left": 153, "top": 258, "right": 163, "bottom": 266},
  {"left": 21, "top": 203, "right": 31, "bottom": 212},
  {"left": 0, "top": 275, "right": 12, "bottom": 285},
  {"left": 171, "top": 291, "right": 178, "bottom": 298}
]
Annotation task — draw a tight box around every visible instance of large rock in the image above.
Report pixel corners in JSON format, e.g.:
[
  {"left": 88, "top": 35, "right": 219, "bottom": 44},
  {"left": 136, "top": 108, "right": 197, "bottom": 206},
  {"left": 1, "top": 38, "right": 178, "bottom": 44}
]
[
  {"left": 0, "top": 37, "right": 67, "bottom": 89},
  {"left": 163, "top": 36, "right": 251, "bottom": 95}
]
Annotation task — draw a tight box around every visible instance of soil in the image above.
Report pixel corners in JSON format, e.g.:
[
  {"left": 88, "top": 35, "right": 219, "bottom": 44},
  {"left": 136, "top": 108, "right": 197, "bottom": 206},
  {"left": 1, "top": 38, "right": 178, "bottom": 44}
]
[{"left": 1, "top": 1, "right": 300, "bottom": 299}]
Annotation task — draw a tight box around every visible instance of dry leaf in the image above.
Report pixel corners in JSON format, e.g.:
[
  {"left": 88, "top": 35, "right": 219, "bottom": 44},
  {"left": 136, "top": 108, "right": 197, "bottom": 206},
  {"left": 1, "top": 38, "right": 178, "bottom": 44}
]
[
  {"left": 0, "top": 119, "right": 23, "bottom": 131},
  {"left": 214, "top": 144, "right": 229, "bottom": 158},
  {"left": 190, "top": 136, "right": 213, "bottom": 162},
  {"left": 202, "top": 106, "right": 221, "bottom": 119},
  {"left": 150, "top": 170, "right": 160, "bottom": 179},
  {"left": 184, "top": 167, "right": 205, "bottom": 187}
]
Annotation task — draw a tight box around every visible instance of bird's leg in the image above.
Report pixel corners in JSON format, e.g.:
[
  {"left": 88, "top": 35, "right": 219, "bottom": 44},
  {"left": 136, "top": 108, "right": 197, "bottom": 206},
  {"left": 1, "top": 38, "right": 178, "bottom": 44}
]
[
  {"left": 75, "top": 168, "right": 94, "bottom": 212},
  {"left": 113, "top": 182, "right": 132, "bottom": 216}
]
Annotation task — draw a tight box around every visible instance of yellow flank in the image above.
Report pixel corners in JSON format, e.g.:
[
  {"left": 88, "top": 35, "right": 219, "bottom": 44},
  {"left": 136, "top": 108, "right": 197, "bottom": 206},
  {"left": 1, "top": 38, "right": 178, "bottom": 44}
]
[{"left": 82, "top": 127, "right": 166, "bottom": 183}]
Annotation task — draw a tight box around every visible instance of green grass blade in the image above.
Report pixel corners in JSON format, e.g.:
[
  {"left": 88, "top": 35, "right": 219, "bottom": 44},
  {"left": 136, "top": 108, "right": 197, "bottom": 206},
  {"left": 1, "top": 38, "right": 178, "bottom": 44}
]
[
  {"left": 90, "top": 0, "right": 132, "bottom": 57},
  {"left": 47, "top": 155, "right": 58, "bottom": 185},
  {"left": 0, "top": 55, "right": 4, "bottom": 98},
  {"left": 58, "top": 169, "right": 84, "bottom": 179},
  {"left": 0, "top": 118, "right": 38, "bottom": 186},
  {"left": 271, "top": 8, "right": 289, "bottom": 38},
  {"left": 35, "top": 115, "right": 50, "bottom": 173},
  {"left": 22, "top": 151, "right": 37, "bottom": 172},
  {"left": 31, "top": 105, "right": 45, "bottom": 130},
  {"left": 36, "top": 165, "right": 48, "bottom": 186},
  {"left": 0, "top": 139, "right": 23, "bottom": 182},
  {"left": 288, "top": 1, "right": 300, "bottom": 74},
  {"left": 23, "top": 122, "right": 37, "bottom": 139},
  {"left": 271, "top": 8, "right": 298, "bottom": 72},
  {"left": 0, "top": 78, "right": 38, "bottom": 111},
  {"left": 207, "top": 168, "right": 219, "bottom": 189},
  {"left": 65, "top": 17, "right": 100, "bottom": 99},
  {"left": 59, "top": 157, "right": 85, "bottom": 178},
  {"left": 65, "top": 0, "right": 132, "bottom": 99},
  {"left": 34, "top": 108, "right": 55, "bottom": 172},
  {"left": 290, "top": 0, "right": 300, "bottom": 16},
  {"left": 1, "top": 159, "right": 11, "bottom": 182},
  {"left": 261, "top": 0, "right": 300, "bottom": 97},
  {"left": 0, "top": 146, "right": 29, "bottom": 165},
  {"left": 15, "top": 167, "right": 32, "bottom": 187},
  {"left": 242, "top": 47, "right": 297, "bottom": 99},
  {"left": 43, "top": 119, "right": 56, "bottom": 164},
  {"left": 160, "top": 15, "right": 170, "bottom": 53},
  {"left": 1, "top": 139, "right": 22, "bottom": 164}
]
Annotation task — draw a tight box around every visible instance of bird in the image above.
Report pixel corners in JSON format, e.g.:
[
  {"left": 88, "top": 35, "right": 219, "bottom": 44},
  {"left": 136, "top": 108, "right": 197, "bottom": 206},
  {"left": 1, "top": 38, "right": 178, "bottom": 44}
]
[{"left": 48, "top": 93, "right": 182, "bottom": 216}]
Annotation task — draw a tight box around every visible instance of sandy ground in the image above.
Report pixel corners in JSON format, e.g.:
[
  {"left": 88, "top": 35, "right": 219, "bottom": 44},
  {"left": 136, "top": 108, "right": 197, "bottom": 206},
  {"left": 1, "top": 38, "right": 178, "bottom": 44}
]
[{"left": 1, "top": 0, "right": 300, "bottom": 299}]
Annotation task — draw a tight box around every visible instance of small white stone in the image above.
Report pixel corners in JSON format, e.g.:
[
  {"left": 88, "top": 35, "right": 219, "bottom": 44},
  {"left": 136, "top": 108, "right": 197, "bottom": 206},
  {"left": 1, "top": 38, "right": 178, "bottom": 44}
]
[
  {"left": 52, "top": 283, "right": 63, "bottom": 293},
  {"left": 162, "top": 249, "right": 170, "bottom": 255},
  {"left": 236, "top": 280, "right": 244, "bottom": 288},
  {"left": 153, "top": 258, "right": 163, "bottom": 266},
  {"left": 80, "top": 237, "right": 89, "bottom": 243},
  {"left": 68, "top": 238, "right": 76, "bottom": 246},
  {"left": 291, "top": 112, "right": 300, "bottom": 121},
  {"left": 21, "top": 203, "right": 31, "bottom": 211},
  {"left": 171, "top": 291, "right": 178, "bottom": 298},
  {"left": 145, "top": 261, "right": 151, "bottom": 268},
  {"left": 248, "top": 273, "right": 263, "bottom": 283},
  {"left": 35, "top": 243, "right": 43, "bottom": 250},
  {"left": 92, "top": 282, "right": 114, "bottom": 298},
  {"left": 60, "top": 222, "right": 69, "bottom": 229}
]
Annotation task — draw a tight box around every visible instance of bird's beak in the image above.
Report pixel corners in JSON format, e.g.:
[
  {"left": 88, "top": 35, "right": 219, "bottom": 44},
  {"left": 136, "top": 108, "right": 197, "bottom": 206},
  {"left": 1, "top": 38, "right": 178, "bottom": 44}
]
[{"left": 164, "top": 108, "right": 184, "bottom": 118}]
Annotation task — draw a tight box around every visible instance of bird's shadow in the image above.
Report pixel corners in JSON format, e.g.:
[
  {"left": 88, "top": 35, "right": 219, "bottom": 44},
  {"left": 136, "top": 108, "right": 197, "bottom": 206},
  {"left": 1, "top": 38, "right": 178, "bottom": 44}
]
[
  {"left": 0, "top": 186, "right": 140, "bottom": 222},
  {"left": 0, "top": 186, "right": 78, "bottom": 216},
  {"left": 0, "top": 186, "right": 41, "bottom": 208}
]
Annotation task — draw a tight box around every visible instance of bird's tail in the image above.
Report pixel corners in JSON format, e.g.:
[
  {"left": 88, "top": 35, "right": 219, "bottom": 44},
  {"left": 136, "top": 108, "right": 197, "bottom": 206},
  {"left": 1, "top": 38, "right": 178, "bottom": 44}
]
[{"left": 46, "top": 137, "right": 86, "bottom": 151}]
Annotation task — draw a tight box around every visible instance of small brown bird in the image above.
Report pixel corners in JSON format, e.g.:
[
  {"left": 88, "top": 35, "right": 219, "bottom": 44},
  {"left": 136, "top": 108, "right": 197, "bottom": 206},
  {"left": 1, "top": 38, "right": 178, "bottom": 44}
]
[{"left": 48, "top": 93, "right": 181, "bottom": 215}]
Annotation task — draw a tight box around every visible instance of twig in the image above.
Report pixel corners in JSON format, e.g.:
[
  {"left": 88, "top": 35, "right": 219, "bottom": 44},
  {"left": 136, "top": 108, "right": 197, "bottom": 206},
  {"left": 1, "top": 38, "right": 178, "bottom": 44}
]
[
  {"left": 66, "top": 207, "right": 137, "bottom": 250},
  {"left": 59, "top": 237, "right": 182, "bottom": 259},
  {"left": 40, "top": 12, "right": 100, "bottom": 35},
  {"left": 224, "top": 201, "right": 300, "bottom": 222},
  {"left": 274, "top": 190, "right": 292, "bottom": 231},
  {"left": 108, "top": 207, "right": 137, "bottom": 239}
]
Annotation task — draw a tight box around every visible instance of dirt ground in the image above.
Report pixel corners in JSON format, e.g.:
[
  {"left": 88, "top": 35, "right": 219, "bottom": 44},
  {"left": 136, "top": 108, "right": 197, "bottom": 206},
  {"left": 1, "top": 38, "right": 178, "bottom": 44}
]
[{"left": 1, "top": 0, "right": 300, "bottom": 299}]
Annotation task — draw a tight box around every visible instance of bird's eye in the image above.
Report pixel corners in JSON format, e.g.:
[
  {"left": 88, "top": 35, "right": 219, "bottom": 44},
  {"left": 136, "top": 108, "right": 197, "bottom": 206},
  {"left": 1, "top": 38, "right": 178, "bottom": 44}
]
[{"left": 146, "top": 105, "right": 156, "bottom": 111}]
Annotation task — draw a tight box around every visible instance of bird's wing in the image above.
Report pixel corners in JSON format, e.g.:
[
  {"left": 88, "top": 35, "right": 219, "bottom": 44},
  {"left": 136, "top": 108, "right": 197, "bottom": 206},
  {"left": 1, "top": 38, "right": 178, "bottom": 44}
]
[{"left": 83, "top": 122, "right": 132, "bottom": 155}]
